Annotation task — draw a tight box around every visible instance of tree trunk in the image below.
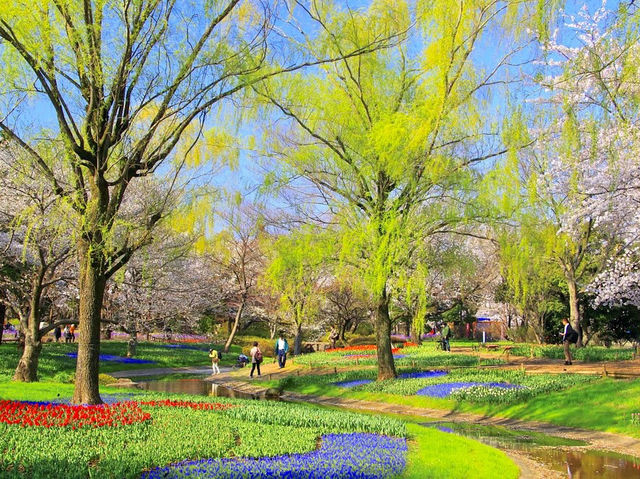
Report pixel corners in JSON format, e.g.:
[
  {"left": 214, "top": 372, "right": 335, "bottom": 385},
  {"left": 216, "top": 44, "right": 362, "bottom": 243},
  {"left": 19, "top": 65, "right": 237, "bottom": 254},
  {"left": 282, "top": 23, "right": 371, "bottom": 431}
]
[
  {"left": 224, "top": 297, "right": 246, "bottom": 353},
  {"left": 73, "top": 244, "right": 106, "bottom": 405},
  {"left": 566, "top": 275, "right": 582, "bottom": 347},
  {"left": 375, "top": 288, "right": 396, "bottom": 380},
  {"left": 13, "top": 274, "right": 45, "bottom": 382},
  {"left": 13, "top": 335, "right": 41, "bottom": 381},
  {"left": 410, "top": 324, "right": 422, "bottom": 345},
  {"left": 0, "top": 303, "right": 4, "bottom": 345},
  {"left": 293, "top": 322, "right": 303, "bottom": 355}
]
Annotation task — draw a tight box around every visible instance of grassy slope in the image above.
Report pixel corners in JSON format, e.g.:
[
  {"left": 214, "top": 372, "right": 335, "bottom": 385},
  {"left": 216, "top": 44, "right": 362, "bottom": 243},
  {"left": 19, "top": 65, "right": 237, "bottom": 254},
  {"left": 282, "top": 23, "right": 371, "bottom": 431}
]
[{"left": 270, "top": 376, "right": 640, "bottom": 438}]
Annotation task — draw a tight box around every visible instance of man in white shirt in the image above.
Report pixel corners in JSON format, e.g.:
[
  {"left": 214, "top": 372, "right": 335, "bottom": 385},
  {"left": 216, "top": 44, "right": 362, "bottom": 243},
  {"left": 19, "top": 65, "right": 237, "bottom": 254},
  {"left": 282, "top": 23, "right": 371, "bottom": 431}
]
[{"left": 275, "top": 334, "right": 289, "bottom": 369}]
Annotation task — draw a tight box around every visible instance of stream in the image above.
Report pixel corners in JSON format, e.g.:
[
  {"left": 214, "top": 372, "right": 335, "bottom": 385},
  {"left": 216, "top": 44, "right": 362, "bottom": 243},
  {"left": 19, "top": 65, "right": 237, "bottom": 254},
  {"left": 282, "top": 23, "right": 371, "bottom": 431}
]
[
  {"left": 423, "top": 422, "right": 640, "bottom": 478},
  {"left": 134, "top": 377, "right": 279, "bottom": 400}
]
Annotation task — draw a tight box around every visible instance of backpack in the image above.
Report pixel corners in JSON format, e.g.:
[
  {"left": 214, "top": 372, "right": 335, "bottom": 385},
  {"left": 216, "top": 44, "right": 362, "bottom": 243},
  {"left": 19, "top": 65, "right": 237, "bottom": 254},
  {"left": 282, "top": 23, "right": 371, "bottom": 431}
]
[
  {"left": 254, "top": 348, "right": 263, "bottom": 363},
  {"left": 567, "top": 328, "right": 579, "bottom": 344}
]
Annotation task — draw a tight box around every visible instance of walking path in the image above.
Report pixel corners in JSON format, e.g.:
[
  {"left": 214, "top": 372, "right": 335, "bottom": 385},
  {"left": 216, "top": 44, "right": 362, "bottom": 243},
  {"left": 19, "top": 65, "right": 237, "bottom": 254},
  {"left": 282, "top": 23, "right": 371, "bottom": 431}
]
[
  {"left": 451, "top": 346, "right": 640, "bottom": 377},
  {"left": 110, "top": 366, "right": 231, "bottom": 378}
]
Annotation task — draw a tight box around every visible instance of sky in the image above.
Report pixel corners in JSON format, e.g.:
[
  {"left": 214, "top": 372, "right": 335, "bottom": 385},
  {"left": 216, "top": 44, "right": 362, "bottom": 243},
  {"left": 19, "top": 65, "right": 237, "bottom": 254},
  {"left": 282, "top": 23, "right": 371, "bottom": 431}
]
[{"left": 0, "top": 0, "right": 632, "bottom": 219}]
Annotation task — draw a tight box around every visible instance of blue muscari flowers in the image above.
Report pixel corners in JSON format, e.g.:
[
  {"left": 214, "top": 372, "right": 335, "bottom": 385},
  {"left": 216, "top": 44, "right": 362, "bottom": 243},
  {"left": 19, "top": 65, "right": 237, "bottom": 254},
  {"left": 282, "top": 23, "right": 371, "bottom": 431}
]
[
  {"left": 141, "top": 433, "right": 407, "bottom": 479},
  {"left": 416, "top": 382, "right": 523, "bottom": 398},
  {"left": 159, "top": 344, "right": 209, "bottom": 351},
  {"left": 65, "top": 352, "right": 156, "bottom": 364},
  {"left": 332, "top": 379, "right": 374, "bottom": 388},
  {"left": 397, "top": 370, "right": 448, "bottom": 380}
]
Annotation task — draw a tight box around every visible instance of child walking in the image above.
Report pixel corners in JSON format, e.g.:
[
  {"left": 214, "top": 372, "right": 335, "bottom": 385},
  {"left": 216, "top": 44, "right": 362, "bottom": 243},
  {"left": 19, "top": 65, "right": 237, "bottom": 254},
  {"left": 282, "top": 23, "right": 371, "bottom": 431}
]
[{"left": 209, "top": 349, "right": 220, "bottom": 374}]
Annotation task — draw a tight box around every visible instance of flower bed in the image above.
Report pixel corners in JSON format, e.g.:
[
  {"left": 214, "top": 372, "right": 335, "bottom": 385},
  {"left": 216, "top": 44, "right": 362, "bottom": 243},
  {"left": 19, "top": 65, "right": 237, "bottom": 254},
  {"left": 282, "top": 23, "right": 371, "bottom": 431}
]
[
  {"left": 142, "top": 433, "right": 407, "bottom": 479},
  {"left": 65, "top": 352, "right": 156, "bottom": 364},
  {"left": 357, "top": 368, "right": 597, "bottom": 403},
  {"left": 326, "top": 344, "right": 377, "bottom": 353},
  {"left": 0, "top": 400, "right": 151, "bottom": 428},
  {"left": 139, "top": 400, "right": 234, "bottom": 411},
  {"left": 333, "top": 379, "right": 374, "bottom": 388},
  {"left": 416, "top": 382, "right": 523, "bottom": 399},
  {"left": 397, "top": 370, "right": 447, "bottom": 380}
]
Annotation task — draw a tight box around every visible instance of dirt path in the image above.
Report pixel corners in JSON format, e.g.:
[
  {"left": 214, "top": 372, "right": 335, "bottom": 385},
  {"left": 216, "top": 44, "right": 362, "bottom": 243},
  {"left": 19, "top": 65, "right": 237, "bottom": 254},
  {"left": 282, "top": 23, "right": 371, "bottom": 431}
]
[{"left": 451, "top": 346, "right": 640, "bottom": 378}]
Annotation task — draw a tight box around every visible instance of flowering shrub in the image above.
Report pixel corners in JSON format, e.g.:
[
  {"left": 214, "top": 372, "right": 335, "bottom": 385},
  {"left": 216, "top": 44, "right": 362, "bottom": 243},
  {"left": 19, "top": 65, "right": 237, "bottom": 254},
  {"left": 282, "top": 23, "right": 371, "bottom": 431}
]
[
  {"left": 141, "top": 433, "right": 407, "bottom": 479},
  {"left": 0, "top": 400, "right": 151, "bottom": 428},
  {"left": 65, "top": 352, "right": 156, "bottom": 364}
]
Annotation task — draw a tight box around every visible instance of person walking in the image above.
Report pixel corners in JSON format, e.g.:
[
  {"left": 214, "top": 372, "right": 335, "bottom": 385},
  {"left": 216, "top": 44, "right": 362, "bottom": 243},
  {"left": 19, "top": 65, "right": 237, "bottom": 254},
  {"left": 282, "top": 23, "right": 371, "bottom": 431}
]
[
  {"left": 54, "top": 325, "right": 62, "bottom": 343},
  {"left": 249, "top": 341, "right": 262, "bottom": 378},
  {"left": 63, "top": 325, "right": 71, "bottom": 343},
  {"left": 208, "top": 348, "right": 220, "bottom": 375},
  {"left": 69, "top": 324, "right": 76, "bottom": 342},
  {"left": 560, "top": 318, "right": 576, "bottom": 365},
  {"left": 275, "top": 334, "right": 290, "bottom": 369},
  {"left": 329, "top": 327, "right": 339, "bottom": 350},
  {"left": 441, "top": 322, "right": 451, "bottom": 352}
]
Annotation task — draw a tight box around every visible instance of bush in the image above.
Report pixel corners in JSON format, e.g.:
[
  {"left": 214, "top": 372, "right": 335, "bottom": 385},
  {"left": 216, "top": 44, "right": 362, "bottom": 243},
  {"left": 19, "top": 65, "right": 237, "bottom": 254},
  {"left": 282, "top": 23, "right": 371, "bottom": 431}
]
[{"left": 348, "top": 335, "right": 377, "bottom": 346}]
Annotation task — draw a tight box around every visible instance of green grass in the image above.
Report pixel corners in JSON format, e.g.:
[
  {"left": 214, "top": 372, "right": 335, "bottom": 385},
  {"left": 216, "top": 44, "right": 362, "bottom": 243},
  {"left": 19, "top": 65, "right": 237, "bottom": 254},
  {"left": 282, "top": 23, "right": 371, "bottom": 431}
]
[
  {"left": 269, "top": 371, "right": 640, "bottom": 438},
  {"left": 0, "top": 341, "right": 243, "bottom": 381},
  {"left": 401, "top": 423, "right": 519, "bottom": 479},
  {"left": 483, "top": 343, "right": 635, "bottom": 362},
  {"left": 457, "top": 377, "right": 640, "bottom": 437}
]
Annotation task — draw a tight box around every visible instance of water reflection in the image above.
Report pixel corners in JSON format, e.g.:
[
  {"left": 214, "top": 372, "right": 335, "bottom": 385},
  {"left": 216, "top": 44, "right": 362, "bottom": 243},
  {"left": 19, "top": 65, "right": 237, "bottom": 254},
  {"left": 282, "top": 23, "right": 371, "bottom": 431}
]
[
  {"left": 136, "top": 378, "right": 277, "bottom": 401},
  {"left": 424, "top": 422, "right": 640, "bottom": 479}
]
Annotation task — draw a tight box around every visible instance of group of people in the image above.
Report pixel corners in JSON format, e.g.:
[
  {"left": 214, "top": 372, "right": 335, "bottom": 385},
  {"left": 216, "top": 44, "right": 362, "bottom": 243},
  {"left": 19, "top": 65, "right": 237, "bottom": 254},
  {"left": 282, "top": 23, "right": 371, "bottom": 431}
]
[
  {"left": 53, "top": 324, "right": 76, "bottom": 343},
  {"left": 207, "top": 333, "right": 290, "bottom": 378}
]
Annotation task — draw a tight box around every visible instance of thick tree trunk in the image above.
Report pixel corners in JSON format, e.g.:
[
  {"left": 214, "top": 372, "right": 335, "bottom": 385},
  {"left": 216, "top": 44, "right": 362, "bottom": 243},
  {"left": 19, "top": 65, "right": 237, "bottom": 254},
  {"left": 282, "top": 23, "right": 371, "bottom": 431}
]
[
  {"left": 293, "top": 322, "right": 303, "bottom": 356},
  {"left": 375, "top": 288, "right": 396, "bottom": 380},
  {"left": 73, "top": 246, "right": 106, "bottom": 405},
  {"left": 13, "top": 275, "right": 45, "bottom": 382},
  {"left": 224, "top": 298, "right": 246, "bottom": 353},
  {"left": 566, "top": 276, "right": 582, "bottom": 347},
  {"left": 13, "top": 335, "right": 41, "bottom": 382}
]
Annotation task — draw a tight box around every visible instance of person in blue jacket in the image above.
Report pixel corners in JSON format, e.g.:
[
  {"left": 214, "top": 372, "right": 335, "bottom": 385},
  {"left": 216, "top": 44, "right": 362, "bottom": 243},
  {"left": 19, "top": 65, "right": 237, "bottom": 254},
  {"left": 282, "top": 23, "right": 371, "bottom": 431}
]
[{"left": 275, "top": 333, "right": 290, "bottom": 369}]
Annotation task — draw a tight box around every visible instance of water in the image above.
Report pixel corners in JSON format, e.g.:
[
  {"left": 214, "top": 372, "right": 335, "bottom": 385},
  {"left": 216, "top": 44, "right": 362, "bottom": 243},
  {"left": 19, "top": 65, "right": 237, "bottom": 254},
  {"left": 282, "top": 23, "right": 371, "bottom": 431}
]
[
  {"left": 425, "top": 422, "right": 640, "bottom": 478},
  {"left": 135, "top": 378, "right": 279, "bottom": 400}
]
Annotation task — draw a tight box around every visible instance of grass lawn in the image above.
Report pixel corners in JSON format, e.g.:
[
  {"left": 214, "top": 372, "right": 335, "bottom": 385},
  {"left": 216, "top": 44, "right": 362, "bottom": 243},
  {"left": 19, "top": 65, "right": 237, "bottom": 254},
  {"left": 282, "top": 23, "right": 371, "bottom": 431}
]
[
  {"left": 266, "top": 372, "right": 640, "bottom": 438},
  {"left": 0, "top": 341, "right": 243, "bottom": 381},
  {"left": 0, "top": 383, "right": 519, "bottom": 479},
  {"left": 401, "top": 423, "right": 519, "bottom": 479}
]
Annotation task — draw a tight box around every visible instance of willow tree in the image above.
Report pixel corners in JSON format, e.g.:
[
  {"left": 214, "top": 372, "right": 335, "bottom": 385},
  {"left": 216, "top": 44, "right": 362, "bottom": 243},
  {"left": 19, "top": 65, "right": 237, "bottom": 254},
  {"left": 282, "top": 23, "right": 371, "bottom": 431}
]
[
  {"left": 257, "top": 0, "right": 549, "bottom": 379},
  {"left": 0, "top": 0, "right": 395, "bottom": 403},
  {"left": 262, "top": 227, "right": 329, "bottom": 355}
]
